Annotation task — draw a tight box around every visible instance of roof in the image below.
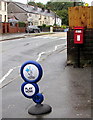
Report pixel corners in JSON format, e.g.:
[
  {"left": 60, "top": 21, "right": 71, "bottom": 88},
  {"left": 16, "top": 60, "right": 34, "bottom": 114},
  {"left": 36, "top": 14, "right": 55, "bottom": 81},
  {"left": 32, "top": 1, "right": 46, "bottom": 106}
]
[
  {"left": 9, "top": 2, "right": 61, "bottom": 18},
  {"left": 8, "top": 13, "right": 27, "bottom": 22},
  {"left": 0, "top": 0, "right": 7, "bottom": 3}
]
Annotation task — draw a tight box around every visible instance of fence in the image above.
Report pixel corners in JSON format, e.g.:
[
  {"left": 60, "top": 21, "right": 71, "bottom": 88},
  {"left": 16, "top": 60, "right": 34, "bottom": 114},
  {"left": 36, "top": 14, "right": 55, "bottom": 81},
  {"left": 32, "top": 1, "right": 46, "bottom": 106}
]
[
  {"left": 0, "top": 23, "right": 2, "bottom": 34},
  {"left": 53, "top": 27, "right": 65, "bottom": 32},
  {"left": 38, "top": 26, "right": 50, "bottom": 32},
  {"left": 68, "top": 6, "right": 93, "bottom": 29},
  {"left": 0, "top": 22, "right": 26, "bottom": 34}
]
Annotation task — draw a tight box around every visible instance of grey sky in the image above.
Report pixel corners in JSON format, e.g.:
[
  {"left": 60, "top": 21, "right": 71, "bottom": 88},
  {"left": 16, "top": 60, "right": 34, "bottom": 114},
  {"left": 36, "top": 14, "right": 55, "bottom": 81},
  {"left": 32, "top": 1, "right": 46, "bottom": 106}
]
[{"left": 12, "top": 0, "right": 92, "bottom": 5}]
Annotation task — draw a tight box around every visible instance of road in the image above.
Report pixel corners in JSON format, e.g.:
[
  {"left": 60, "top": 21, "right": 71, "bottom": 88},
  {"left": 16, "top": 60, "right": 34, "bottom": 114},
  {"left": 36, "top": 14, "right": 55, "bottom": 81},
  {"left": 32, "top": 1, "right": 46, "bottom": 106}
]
[
  {"left": 0, "top": 32, "right": 91, "bottom": 118},
  {"left": 1, "top": 33, "right": 67, "bottom": 86}
]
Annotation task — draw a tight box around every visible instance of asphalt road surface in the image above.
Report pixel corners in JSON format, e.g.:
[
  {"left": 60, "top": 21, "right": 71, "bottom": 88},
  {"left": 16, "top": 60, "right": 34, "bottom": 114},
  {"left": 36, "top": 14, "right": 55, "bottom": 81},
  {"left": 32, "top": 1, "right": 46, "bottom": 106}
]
[{"left": 0, "top": 33, "right": 91, "bottom": 118}]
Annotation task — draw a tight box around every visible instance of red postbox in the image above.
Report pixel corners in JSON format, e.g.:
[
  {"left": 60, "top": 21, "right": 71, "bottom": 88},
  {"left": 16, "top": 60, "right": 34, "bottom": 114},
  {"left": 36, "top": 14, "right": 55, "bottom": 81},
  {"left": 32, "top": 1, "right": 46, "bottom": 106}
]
[{"left": 74, "top": 27, "right": 84, "bottom": 44}]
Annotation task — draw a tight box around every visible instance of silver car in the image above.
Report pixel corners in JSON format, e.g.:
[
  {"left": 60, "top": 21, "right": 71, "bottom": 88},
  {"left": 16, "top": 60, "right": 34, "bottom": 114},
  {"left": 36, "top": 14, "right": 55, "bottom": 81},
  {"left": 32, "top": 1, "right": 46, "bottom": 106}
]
[{"left": 25, "top": 25, "right": 40, "bottom": 33}]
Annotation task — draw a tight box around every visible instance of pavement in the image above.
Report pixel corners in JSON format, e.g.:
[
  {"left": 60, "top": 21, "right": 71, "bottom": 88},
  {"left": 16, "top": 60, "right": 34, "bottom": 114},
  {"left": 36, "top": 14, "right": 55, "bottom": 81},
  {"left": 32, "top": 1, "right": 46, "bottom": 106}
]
[
  {"left": 0, "top": 32, "right": 55, "bottom": 41},
  {"left": 0, "top": 32, "right": 67, "bottom": 42},
  {"left": 40, "top": 49, "right": 91, "bottom": 118}
]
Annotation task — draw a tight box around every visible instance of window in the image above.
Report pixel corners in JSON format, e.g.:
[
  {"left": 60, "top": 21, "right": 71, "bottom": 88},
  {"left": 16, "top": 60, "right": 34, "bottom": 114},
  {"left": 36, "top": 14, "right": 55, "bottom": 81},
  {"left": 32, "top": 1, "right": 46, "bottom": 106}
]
[
  {"left": 0, "top": 22, "right": 2, "bottom": 28},
  {"left": 0, "top": 2, "right": 1, "bottom": 10},
  {"left": 4, "top": 15, "right": 6, "bottom": 22},
  {"left": 4, "top": 2, "right": 6, "bottom": 11},
  {"left": 35, "top": 22, "right": 38, "bottom": 26},
  {"left": 10, "top": 22, "right": 17, "bottom": 27},
  {"left": 0, "top": 14, "right": 2, "bottom": 22},
  {"left": 39, "top": 15, "right": 42, "bottom": 20},
  {"left": 40, "top": 21, "right": 42, "bottom": 26},
  {"left": 29, "top": 14, "right": 32, "bottom": 17}
]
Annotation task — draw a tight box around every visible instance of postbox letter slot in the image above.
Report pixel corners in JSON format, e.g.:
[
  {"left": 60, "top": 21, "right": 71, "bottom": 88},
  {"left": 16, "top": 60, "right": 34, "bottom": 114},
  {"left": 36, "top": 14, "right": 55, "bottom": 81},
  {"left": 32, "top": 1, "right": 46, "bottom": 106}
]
[
  {"left": 77, "top": 35, "right": 80, "bottom": 41},
  {"left": 76, "top": 30, "right": 82, "bottom": 33}
]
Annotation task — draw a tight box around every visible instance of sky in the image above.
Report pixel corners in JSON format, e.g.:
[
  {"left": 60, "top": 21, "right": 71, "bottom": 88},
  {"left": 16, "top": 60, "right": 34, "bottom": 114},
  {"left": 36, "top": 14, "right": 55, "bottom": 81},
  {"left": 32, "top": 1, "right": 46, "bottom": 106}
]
[{"left": 12, "top": 0, "right": 92, "bottom": 5}]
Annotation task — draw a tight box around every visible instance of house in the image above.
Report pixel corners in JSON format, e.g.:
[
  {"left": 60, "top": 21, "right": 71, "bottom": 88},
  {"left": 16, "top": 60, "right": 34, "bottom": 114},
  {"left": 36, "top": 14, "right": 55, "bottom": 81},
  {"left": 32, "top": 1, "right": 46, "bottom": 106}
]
[
  {"left": 7, "top": 2, "right": 62, "bottom": 26},
  {"left": 0, "top": 0, "right": 8, "bottom": 22}
]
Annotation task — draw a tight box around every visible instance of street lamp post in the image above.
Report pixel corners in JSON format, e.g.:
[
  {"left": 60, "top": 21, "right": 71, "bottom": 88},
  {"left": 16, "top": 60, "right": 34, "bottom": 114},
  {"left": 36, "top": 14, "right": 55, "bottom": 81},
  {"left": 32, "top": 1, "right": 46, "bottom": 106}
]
[{"left": 55, "top": 12, "right": 56, "bottom": 26}]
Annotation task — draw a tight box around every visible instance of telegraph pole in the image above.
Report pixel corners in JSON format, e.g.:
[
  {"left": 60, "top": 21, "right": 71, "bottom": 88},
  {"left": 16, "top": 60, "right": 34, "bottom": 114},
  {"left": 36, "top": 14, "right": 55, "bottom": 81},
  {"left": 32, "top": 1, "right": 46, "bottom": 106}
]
[
  {"left": 73, "top": 0, "right": 76, "bottom": 6},
  {"left": 27, "top": 0, "right": 29, "bottom": 7},
  {"left": 55, "top": 12, "right": 56, "bottom": 26}
]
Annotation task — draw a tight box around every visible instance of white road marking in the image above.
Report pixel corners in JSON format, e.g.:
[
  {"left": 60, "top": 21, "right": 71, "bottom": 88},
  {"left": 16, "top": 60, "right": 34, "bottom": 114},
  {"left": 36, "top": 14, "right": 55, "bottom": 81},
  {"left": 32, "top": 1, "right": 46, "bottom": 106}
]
[
  {"left": 36, "top": 43, "right": 66, "bottom": 62},
  {"left": 36, "top": 52, "right": 45, "bottom": 62},
  {"left": 59, "top": 37, "right": 67, "bottom": 40},
  {"left": 54, "top": 43, "right": 66, "bottom": 51},
  {"left": 34, "top": 36, "right": 59, "bottom": 39},
  {"left": 0, "top": 69, "right": 13, "bottom": 84},
  {"left": 0, "top": 66, "right": 20, "bottom": 84}
]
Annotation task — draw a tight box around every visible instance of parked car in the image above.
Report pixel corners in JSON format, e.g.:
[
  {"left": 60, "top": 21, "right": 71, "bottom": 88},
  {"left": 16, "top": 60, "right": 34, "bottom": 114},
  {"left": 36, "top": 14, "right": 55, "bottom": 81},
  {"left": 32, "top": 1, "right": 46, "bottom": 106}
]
[{"left": 25, "top": 25, "right": 40, "bottom": 33}]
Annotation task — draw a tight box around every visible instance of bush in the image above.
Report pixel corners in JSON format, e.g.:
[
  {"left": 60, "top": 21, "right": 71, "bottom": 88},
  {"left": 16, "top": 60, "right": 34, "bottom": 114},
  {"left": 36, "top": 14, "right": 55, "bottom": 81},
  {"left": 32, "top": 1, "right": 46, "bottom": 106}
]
[
  {"left": 46, "top": 25, "right": 53, "bottom": 27},
  {"left": 61, "top": 25, "right": 67, "bottom": 29},
  {"left": 53, "top": 23, "right": 58, "bottom": 27},
  {"left": 42, "top": 24, "right": 46, "bottom": 27},
  {"left": 18, "top": 22, "right": 26, "bottom": 27}
]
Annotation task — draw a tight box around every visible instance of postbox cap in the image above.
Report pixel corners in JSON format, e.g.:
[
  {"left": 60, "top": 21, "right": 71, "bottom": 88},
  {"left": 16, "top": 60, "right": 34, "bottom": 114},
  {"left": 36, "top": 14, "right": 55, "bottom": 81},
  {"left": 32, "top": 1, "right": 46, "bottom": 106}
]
[{"left": 74, "top": 26, "right": 84, "bottom": 30}]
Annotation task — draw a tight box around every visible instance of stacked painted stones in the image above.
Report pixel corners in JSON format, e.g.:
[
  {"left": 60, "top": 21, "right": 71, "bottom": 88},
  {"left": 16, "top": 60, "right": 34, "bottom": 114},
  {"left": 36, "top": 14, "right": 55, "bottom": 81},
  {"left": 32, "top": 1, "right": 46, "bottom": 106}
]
[{"left": 20, "top": 61, "right": 44, "bottom": 104}]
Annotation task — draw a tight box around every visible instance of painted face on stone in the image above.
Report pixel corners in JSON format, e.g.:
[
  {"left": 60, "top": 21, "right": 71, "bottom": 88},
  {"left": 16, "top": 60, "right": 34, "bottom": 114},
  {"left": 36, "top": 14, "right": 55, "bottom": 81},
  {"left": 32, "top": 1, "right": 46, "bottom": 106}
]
[
  {"left": 23, "top": 64, "right": 39, "bottom": 81},
  {"left": 24, "top": 83, "right": 36, "bottom": 97}
]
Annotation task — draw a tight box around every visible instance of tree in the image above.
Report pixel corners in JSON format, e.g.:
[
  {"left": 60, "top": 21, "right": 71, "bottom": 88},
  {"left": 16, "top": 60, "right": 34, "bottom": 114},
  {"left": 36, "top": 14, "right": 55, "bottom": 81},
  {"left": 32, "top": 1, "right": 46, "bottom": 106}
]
[
  {"left": 46, "top": 2, "right": 74, "bottom": 11},
  {"left": 28, "top": 1, "right": 36, "bottom": 6},
  {"left": 56, "top": 9, "right": 68, "bottom": 25},
  {"left": 28, "top": 1, "right": 45, "bottom": 8},
  {"left": 36, "top": 2, "right": 45, "bottom": 8}
]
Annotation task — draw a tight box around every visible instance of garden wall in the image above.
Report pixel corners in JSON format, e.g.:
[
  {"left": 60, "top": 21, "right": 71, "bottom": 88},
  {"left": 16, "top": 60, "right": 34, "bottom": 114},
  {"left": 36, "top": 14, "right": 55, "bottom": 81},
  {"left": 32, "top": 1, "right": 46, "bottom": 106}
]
[
  {"left": 67, "top": 28, "right": 93, "bottom": 67},
  {"left": 0, "top": 22, "right": 26, "bottom": 34}
]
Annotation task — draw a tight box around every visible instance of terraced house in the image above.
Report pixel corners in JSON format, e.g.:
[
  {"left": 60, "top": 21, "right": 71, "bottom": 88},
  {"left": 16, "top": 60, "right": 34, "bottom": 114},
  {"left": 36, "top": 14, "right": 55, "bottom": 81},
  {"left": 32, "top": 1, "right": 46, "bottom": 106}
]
[
  {"left": 0, "top": 0, "right": 8, "bottom": 22},
  {"left": 7, "top": 2, "right": 62, "bottom": 26}
]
